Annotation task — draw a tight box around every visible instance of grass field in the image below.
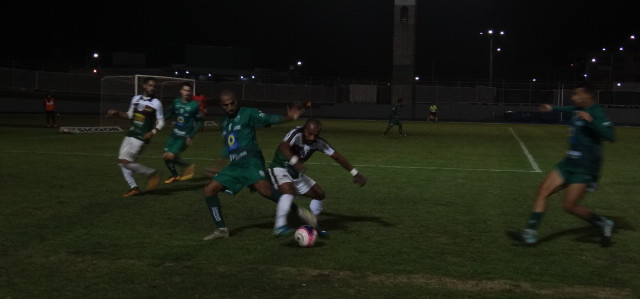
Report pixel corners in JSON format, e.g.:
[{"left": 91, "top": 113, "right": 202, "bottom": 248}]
[{"left": 1, "top": 114, "right": 639, "bottom": 298}]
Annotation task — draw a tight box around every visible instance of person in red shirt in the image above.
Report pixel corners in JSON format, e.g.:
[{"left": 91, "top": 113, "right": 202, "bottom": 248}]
[
  {"left": 43, "top": 94, "right": 57, "bottom": 127},
  {"left": 192, "top": 93, "right": 207, "bottom": 132}
]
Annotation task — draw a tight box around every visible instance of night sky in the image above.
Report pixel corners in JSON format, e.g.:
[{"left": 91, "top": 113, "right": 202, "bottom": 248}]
[{"left": 3, "top": 1, "right": 640, "bottom": 82}]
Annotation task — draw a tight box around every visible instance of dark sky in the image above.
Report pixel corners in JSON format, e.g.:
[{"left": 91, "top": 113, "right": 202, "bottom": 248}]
[{"left": 3, "top": 1, "right": 640, "bottom": 82}]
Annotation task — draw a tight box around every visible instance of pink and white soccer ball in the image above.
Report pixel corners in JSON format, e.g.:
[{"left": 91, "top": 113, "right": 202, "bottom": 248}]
[{"left": 294, "top": 225, "right": 317, "bottom": 247}]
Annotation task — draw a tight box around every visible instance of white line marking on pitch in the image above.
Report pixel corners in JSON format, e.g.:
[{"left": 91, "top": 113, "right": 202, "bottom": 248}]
[
  {"left": 5, "top": 150, "right": 541, "bottom": 173},
  {"left": 508, "top": 127, "right": 542, "bottom": 173}
]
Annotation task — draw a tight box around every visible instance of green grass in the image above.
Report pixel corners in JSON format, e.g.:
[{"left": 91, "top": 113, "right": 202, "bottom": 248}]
[{"left": 1, "top": 115, "right": 639, "bottom": 298}]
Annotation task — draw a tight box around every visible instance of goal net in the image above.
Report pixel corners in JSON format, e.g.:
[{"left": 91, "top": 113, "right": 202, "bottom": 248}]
[{"left": 100, "top": 74, "right": 196, "bottom": 127}]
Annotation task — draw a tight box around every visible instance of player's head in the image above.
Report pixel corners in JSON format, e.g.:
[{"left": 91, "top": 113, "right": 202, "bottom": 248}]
[
  {"left": 142, "top": 77, "right": 157, "bottom": 97},
  {"left": 180, "top": 82, "right": 193, "bottom": 101},
  {"left": 219, "top": 89, "right": 239, "bottom": 117},
  {"left": 302, "top": 119, "right": 322, "bottom": 144},
  {"left": 571, "top": 81, "right": 596, "bottom": 108}
]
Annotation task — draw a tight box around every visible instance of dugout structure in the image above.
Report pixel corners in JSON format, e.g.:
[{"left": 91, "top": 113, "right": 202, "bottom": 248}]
[{"left": 100, "top": 75, "right": 196, "bottom": 127}]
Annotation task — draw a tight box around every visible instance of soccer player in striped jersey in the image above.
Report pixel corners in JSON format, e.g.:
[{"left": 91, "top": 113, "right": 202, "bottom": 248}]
[
  {"left": 508, "top": 82, "right": 616, "bottom": 247},
  {"left": 107, "top": 77, "right": 164, "bottom": 197},
  {"left": 268, "top": 119, "right": 367, "bottom": 236}
]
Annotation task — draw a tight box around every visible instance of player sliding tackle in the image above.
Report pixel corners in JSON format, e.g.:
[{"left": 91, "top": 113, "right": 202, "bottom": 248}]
[{"left": 268, "top": 118, "right": 367, "bottom": 236}]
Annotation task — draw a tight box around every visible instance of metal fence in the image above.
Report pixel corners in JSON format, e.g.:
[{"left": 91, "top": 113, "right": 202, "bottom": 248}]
[{"left": 0, "top": 66, "right": 639, "bottom": 108}]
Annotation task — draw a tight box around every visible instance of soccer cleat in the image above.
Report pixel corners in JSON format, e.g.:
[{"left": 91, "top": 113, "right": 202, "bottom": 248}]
[
  {"left": 146, "top": 173, "right": 160, "bottom": 191},
  {"left": 507, "top": 229, "right": 539, "bottom": 245},
  {"left": 273, "top": 225, "right": 294, "bottom": 237},
  {"left": 317, "top": 229, "right": 329, "bottom": 238},
  {"left": 122, "top": 187, "right": 140, "bottom": 197},
  {"left": 179, "top": 164, "right": 196, "bottom": 181},
  {"left": 203, "top": 228, "right": 230, "bottom": 240},
  {"left": 600, "top": 218, "right": 614, "bottom": 247},
  {"left": 297, "top": 207, "right": 318, "bottom": 228},
  {"left": 164, "top": 176, "right": 181, "bottom": 184}
]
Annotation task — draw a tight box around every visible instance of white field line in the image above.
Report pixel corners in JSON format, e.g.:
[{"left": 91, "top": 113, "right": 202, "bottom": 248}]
[
  {"left": 508, "top": 127, "right": 542, "bottom": 173},
  {"left": 5, "top": 150, "right": 540, "bottom": 173}
]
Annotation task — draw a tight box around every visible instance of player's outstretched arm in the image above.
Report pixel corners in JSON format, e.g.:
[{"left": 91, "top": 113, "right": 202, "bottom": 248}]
[
  {"left": 330, "top": 152, "right": 366, "bottom": 187},
  {"left": 283, "top": 102, "right": 305, "bottom": 121},
  {"left": 106, "top": 109, "right": 129, "bottom": 119},
  {"left": 539, "top": 104, "right": 552, "bottom": 112}
]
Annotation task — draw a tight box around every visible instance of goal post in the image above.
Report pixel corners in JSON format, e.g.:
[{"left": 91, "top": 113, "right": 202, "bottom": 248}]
[{"left": 100, "top": 74, "right": 196, "bottom": 127}]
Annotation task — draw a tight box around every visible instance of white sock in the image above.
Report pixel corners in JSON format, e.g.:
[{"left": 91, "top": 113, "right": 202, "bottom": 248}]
[
  {"left": 125, "top": 162, "right": 155, "bottom": 175},
  {"left": 119, "top": 163, "right": 137, "bottom": 188},
  {"left": 310, "top": 199, "right": 323, "bottom": 216},
  {"left": 275, "top": 194, "right": 294, "bottom": 228}
]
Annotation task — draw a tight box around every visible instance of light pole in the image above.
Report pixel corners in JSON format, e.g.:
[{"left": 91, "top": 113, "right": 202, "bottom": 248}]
[{"left": 480, "top": 29, "right": 504, "bottom": 86}]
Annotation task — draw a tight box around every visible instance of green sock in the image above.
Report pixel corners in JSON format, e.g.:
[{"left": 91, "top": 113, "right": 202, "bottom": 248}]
[
  {"left": 164, "top": 159, "right": 178, "bottom": 177},
  {"left": 205, "top": 195, "right": 225, "bottom": 228},
  {"left": 526, "top": 212, "right": 543, "bottom": 230},
  {"left": 174, "top": 156, "right": 188, "bottom": 167}
]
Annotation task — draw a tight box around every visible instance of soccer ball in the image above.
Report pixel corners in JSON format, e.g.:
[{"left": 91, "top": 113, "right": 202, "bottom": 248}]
[{"left": 294, "top": 225, "right": 317, "bottom": 247}]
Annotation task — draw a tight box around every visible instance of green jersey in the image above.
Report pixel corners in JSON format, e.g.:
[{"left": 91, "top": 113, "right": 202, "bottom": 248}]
[
  {"left": 553, "top": 104, "right": 615, "bottom": 174},
  {"left": 125, "top": 95, "right": 164, "bottom": 142},
  {"left": 165, "top": 98, "right": 203, "bottom": 138},
  {"left": 220, "top": 107, "right": 284, "bottom": 162},
  {"left": 430, "top": 105, "right": 437, "bottom": 113}
]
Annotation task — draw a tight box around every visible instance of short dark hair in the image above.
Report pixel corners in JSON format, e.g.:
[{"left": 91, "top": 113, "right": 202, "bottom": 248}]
[
  {"left": 220, "top": 89, "right": 237, "bottom": 100},
  {"left": 575, "top": 81, "right": 596, "bottom": 98},
  {"left": 304, "top": 118, "right": 322, "bottom": 129},
  {"left": 142, "top": 77, "right": 156, "bottom": 84},
  {"left": 181, "top": 82, "right": 193, "bottom": 89}
]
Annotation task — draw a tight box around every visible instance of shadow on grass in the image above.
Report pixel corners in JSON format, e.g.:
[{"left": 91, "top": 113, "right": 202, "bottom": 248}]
[
  {"left": 230, "top": 211, "right": 394, "bottom": 237},
  {"left": 510, "top": 215, "right": 633, "bottom": 247},
  {"left": 142, "top": 176, "right": 211, "bottom": 196}
]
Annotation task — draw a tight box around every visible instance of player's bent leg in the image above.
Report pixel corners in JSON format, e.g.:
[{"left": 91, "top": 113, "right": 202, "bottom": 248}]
[
  {"left": 203, "top": 181, "right": 229, "bottom": 240},
  {"left": 532, "top": 169, "right": 565, "bottom": 212}
]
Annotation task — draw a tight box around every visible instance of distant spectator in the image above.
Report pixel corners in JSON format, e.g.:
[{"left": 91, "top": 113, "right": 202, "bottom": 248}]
[
  {"left": 428, "top": 103, "right": 438, "bottom": 122},
  {"left": 43, "top": 94, "right": 57, "bottom": 127}
]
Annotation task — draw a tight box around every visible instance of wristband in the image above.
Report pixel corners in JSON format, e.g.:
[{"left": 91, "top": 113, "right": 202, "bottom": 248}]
[
  {"left": 151, "top": 129, "right": 158, "bottom": 135},
  {"left": 289, "top": 155, "right": 299, "bottom": 165},
  {"left": 350, "top": 168, "right": 358, "bottom": 176}
]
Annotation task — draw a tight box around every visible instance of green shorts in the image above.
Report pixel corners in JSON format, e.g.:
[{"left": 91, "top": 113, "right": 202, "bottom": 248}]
[
  {"left": 556, "top": 160, "right": 598, "bottom": 184},
  {"left": 388, "top": 118, "right": 402, "bottom": 126},
  {"left": 164, "top": 135, "right": 187, "bottom": 155},
  {"left": 213, "top": 156, "right": 267, "bottom": 195}
]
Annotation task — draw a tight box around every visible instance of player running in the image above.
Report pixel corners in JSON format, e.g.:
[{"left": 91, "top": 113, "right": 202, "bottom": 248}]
[
  {"left": 507, "top": 82, "right": 616, "bottom": 247},
  {"left": 162, "top": 82, "right": 203, "bottom": 183},
  {"left": 268, "top": 118, "right": 367, "bottom": 236},
  {"left": 107, "top": 77, "right": 164, "bottom": 197}
]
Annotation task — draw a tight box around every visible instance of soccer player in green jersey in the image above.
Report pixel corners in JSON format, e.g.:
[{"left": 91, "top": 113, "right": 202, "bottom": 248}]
[
  {"left": 383, "top": 98, "right": 405, "bottom": 136},
  {"left": 268, "top": 119, "right": 367, "bottom": 236},
  {"left": 162, "top": 82, "right": 203, "bottom": 183},
  {"left": 508, "top": 82, "right": 616, "bottom": 247},
  {"left": 202, "top": 89, "right": 316, "bottom": 240},
  {"left": 107, "top": 77, "right": 164, "bottom": 197}
]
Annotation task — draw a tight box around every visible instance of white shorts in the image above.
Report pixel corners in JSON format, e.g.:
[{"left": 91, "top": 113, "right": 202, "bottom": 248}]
[
  {"left": 118, "top": 136, "right": 145, "bottom": 162},
  {"left": 269, "top": 167, "right": 316, "bottom": 195}
]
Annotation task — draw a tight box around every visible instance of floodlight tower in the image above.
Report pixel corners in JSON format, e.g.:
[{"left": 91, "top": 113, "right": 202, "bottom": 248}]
[{"left": 391, "top": 0, "right": 416, "bottom": 113}]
